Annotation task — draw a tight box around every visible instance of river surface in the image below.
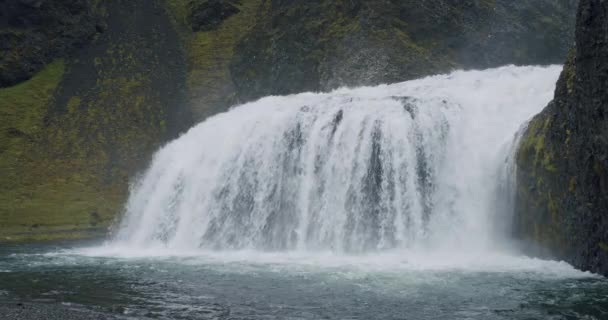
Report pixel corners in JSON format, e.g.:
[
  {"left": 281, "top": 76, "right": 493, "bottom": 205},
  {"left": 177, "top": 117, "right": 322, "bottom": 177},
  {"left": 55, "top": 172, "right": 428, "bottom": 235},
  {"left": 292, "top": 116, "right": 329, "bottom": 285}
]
[{"left": 1, "top": 241, "right": 608, "bottom": 319}]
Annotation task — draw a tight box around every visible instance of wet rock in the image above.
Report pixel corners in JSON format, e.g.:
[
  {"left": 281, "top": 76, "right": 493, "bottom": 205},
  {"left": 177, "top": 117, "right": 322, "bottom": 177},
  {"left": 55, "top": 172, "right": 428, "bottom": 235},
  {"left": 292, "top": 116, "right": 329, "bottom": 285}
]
[
  {"left": 0, "top": 0, "right": 102, "bottom": 87},
  {"left": 231, "top": 0, "right": 577, "bottom": 101},
  {"left": 515, "top": 0, "right": 608, "bottom": 275},
  {"left": 189, "top": 0, "right": 240, "bottom": 32}
]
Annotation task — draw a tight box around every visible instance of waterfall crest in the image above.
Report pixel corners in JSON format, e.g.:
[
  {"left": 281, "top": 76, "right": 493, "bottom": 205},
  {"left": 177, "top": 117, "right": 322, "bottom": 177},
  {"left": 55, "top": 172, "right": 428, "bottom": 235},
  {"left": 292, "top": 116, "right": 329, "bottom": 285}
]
[{"left": 111, "top": 65, "right": 561, "bottom": 253}]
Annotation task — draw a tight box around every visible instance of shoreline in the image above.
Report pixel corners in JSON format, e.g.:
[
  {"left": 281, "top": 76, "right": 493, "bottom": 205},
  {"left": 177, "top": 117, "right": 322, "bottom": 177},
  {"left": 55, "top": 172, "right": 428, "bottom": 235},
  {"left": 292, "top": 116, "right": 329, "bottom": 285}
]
[{"left": 0, "top": 301, "right": 121, "bottom": 320}]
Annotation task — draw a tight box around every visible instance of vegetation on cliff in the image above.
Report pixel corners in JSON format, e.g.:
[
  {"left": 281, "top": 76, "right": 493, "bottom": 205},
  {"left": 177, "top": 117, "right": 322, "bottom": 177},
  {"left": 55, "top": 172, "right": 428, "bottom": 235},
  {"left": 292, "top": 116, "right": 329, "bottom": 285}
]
[
  {"left": 165, "top": 0, "right": 264, "bottom": 118},
  {"left": 0, "top": 0, "right": 104, "bottom": 87},
  {"left": 515, "top": 0, "right": 608, "bottom": 275},
  {"left": 0, "top": 0, "right": 189, "bottom": 241}
]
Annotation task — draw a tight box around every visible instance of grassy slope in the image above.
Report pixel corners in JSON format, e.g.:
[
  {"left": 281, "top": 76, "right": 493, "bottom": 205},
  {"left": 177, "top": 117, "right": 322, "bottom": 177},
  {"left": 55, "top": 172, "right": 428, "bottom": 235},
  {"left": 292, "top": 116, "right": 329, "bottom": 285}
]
[
  {"left": 0, "top": 0, "right": 186, "bottom": 242},
  {"left": 0, "top": 60, "right": 121, "bottom": 241}
]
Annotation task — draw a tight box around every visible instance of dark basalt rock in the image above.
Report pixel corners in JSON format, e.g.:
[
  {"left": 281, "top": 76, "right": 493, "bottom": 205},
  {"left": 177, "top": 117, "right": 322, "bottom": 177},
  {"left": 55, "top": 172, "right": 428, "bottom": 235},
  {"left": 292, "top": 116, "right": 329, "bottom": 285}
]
[
  {"left": 230, "top": 0, "right": 577, "bottom": 102},
  {"left": 0, "top": 0, "right": 103, "bottom": 87},
  {"left": 189, "top": 0, "right": 240, "bottom": 32},
  {"left": 515, "top": 0, "right": 608, "bottom": 275}
]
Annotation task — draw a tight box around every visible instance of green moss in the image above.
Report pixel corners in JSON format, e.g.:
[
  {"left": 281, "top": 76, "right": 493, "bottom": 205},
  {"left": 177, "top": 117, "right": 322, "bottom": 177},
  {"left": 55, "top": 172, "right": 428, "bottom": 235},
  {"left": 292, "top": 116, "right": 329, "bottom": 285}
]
[
  {"left": 0, "top": 43, "right": 166, "bottom": 242},
  {"left": 67, "top": 96, "right": 82, "bottom": 113},
  {"left": 2, "top": 230, "right": 105, "bottom": 243},
  {"left": 600, "top": 242, "right": 608, "bottom": 252},
  {"left": 164, "top": 0, "right": 264, "bottom": 118},
  {"left": 190, "top": 0, "right": 262, "bottom": 112},
  {"left": 518, "top": 116, "right": 557, "bottom": 174},
  {"left": 515, "top": 111, "right": 569, "bottom": 252},
  {"left": 568, "top": 177, "right": 577, "bottom": 193},
  {"left": 564, "top": 49, "right": 577, "bottom": 94},
  {"left": 547, "top": 192, "right": 558, "bottom": 222},
  {"left": 0, "top": 60, "right": 65, "bottom": 185},
  {"left": 0, "top": 60, "right": 105, "bottom": 241},
  {"left": 0, "top": 60, "right": 64, "bottom": 136},
  {"left": 164, "top": 0, "right": 190, "bottom": 28},
  {"left": 2, "top": 0, "right": 187, "bottom": 243},
  {"left": 0, "top": 177, "right": 123, "bottom": 242}
]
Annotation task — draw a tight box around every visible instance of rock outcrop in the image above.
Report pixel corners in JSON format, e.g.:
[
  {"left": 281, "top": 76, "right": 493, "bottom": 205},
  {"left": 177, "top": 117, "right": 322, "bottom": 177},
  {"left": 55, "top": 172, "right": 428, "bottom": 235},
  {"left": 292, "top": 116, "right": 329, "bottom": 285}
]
[
  {"left": 0, "top": 0, "right": 190, "bottom": 241},
  {"left": 231, "top": 0, "right": 577, "bottom": 101},
  {"left": 189, "top": 0, "right": 240, "bottom": 32},
  {"left": 515, "top": 0, "right": 608, "bottom": 275},
  {"left": 0, "top": 0, "right": 104, "bottom": 87}
]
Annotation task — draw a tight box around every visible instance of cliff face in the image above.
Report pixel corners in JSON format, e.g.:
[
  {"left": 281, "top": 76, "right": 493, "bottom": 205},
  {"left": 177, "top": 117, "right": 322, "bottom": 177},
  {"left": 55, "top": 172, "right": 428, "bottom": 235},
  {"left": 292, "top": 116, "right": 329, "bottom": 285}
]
[
  {"left": 0, "top": 0, "right": 104, "bottom": 87},
  {"left": 0, "top": 0, "right": 577, "bottom": 241},
  {"left": 0, "top": 0, "right": 190, "bottom": 241},
  {"left": 231, "top": 0, "right": 577, "bottom": 101},
  {"left": 515, "top": 0, "right": 608, "bottom": 275}
]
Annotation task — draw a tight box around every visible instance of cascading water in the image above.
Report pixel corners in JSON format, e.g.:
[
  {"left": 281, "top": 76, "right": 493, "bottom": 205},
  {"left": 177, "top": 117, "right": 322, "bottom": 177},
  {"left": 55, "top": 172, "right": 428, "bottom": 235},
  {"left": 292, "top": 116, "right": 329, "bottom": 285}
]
[{"left": 110, "top": 65, "right": 561, "bottom": 254}]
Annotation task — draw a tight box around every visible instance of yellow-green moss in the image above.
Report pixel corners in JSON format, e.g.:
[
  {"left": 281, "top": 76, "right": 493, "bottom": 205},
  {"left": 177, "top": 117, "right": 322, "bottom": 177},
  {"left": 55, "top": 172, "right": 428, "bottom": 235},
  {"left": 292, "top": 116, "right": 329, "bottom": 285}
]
[
  {"left": 518, "top": 116, "right": 557, "bottom": 174},
  {"left": 164, "top": 0, "right": 264, "bottom": 118},
  {"left": 515, "top": 112, "right": 569, "bottom": 251},
  {"left": 0, "top": 60, "right": 110, "bottom": 241},
  {"left": 0, "top": 60, "right": 64, "bottom": 139},
  {"left": 0, "top": 60, "right": 65, "bottom": 187},
  {"left": 564, "top": 49, "right": 577, "bottom": 94},
  {"left": 568, "top": 176, "right": 577, "bottom": 193},
  {"left": 0, "top": 47, "right": 165, "bottom": 241},
  {"left": 3, "top": 230, "right": 105, "bottom": 243},
  {"left": 164, "top": 0, "right": 190, "bottom": 27},
  {"left": 547, "top": 192, "right": 558, "bottom": 222},
  {"left": 2, "top": 1, "right": 187, "bottom": 243},
  {"left": 67, "top": 96, "right": 82, "bottom": 113}
]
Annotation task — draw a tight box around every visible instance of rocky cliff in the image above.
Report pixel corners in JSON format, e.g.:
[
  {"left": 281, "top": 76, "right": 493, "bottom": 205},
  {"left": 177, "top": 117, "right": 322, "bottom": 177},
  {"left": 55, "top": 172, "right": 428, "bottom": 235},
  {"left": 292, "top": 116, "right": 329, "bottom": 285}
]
[
  {"left": 0, "top": 0, "right": 190, "bottom": 241},
  {"left": 0, "top": 0, "right": 104, "bottom": 87},
  {"left": 231, "top": 0, "right": 577, "bottom": 101},
  {"left": 0, "top": 0, "right": 577, "bottom": 241},
  {"left": 515, "top": 0, "right": 608, "bottom": 275}
]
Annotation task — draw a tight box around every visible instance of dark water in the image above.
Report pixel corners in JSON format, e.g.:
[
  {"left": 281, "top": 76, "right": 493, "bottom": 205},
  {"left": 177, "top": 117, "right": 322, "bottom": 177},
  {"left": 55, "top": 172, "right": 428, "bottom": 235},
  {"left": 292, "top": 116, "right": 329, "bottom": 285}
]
[{"left": 1, "top": 241, "right": 608, "bottom": 320}]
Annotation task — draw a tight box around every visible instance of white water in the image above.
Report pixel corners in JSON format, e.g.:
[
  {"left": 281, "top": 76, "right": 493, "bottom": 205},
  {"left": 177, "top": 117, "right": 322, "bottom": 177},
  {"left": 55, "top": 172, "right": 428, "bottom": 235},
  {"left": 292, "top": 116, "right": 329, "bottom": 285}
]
[{"left": 108, "top": 65, "right": 561, "bottom": 257}]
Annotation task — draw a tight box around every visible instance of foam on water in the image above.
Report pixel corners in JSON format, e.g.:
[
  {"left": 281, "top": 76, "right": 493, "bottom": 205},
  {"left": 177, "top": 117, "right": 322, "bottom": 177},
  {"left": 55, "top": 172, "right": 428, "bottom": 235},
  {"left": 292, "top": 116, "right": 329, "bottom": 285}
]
[{"left": 65, "top": 245, "right": 596, "bottom": 281}]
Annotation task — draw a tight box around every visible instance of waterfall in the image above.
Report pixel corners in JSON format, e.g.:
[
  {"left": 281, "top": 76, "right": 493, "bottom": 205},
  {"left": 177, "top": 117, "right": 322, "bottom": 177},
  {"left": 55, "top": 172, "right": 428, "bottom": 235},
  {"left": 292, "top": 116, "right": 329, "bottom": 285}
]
[{"left": 110, "top": 65, "right": 561, "bottom": 253}]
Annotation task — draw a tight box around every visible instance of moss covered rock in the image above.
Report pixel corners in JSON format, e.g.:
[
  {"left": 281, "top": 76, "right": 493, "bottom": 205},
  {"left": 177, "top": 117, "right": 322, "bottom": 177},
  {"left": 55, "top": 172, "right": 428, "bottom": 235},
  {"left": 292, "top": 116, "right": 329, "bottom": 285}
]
[
  {"left": 164, "top": 0, "right": 264, "bottom": 118},
  {"left": 0, "top": 0, "right": 190, "bottom": 242},
  {"left": 515, "top": 0, "right": 608, "bottom": 275},
  {"left": 189, "top": 0, "right": 241, "bottom": 32},
  {"left": 0, "top": 0, "right": 104, "bottom": 88}
]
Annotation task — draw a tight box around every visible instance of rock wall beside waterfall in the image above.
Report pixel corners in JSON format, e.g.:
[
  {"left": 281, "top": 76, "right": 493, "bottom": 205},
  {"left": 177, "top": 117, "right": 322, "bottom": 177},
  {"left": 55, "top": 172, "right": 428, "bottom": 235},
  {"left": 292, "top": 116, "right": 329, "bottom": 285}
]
[
  {"left": 0, "top": 0, "right": 577, "bottom": 241},
  {"left": 231, "top": 0, "right": 577, "bottom": 101},
  {"left": 0, "top": 0, "right": 190, "bottom": 241},
  {"left": 515, "top": 0, "right": 608, "bottom": 275}
]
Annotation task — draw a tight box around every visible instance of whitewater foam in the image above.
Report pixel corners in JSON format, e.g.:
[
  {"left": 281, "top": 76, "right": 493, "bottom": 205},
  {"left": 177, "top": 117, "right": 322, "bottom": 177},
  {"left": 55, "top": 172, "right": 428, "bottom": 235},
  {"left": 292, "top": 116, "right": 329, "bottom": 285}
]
[
  {"left": 68, "top": 245, "right": 596, "bottom": 280},
  {"left": 107, "top": 65, "right": 561, "bottom": 255}
]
